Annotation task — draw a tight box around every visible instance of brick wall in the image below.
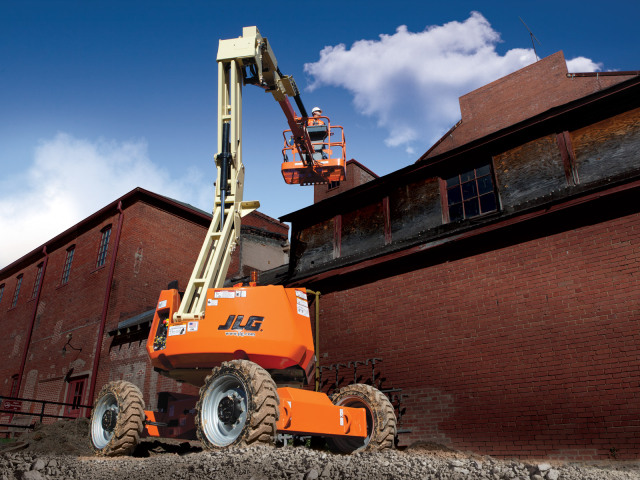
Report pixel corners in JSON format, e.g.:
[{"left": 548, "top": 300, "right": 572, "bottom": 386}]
[
  {"left": 94, "top": 201, "right": 208, "bottom": 403},
  {"left": 227, "top": 210, "right": 289, "bottom": 281},
  {"left": 314, "top": 210, "right": 640, "bottom": 460},
  {"left": 0, "top": 198, "right": 207, "bottom": 416},
  {"left": 314, "top": 160, "right": 378, "bottom": 203},
  {"left": 0, "top": 195, "right": 292, "bottom": 421},
  {"left": 425, "top": 51, "right": 638, "bottom": 158}
]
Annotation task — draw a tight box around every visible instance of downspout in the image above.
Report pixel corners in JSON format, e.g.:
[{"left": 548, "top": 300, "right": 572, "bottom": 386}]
[
  {"left": 86, "top": 201, "right": 124, "bottom": 413},
  {"left": 16, "top": 246, "right": 49, "bottom": 393}
]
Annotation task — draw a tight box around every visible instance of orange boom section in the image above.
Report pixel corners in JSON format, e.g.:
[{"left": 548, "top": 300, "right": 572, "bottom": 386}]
[
  {"left": 146, "top": 285, "right": 316, "bottom": 384},
  {"left": 281, "top": 116, "right": 346, "bottom": 185}
]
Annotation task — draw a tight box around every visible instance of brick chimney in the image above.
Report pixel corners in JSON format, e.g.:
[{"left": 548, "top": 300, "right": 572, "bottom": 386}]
[{"left": 313, "top": 159, "right": 378, "bottom": 203}]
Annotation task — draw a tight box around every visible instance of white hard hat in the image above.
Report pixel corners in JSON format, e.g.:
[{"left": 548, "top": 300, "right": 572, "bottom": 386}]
[{"left": 312, "top": 107, "right": 322, "bottom": 113}]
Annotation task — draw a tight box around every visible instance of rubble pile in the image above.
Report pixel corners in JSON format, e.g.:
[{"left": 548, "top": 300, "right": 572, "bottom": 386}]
[{"left": 0, "top": 420, "right": 638, "bottom": 479}]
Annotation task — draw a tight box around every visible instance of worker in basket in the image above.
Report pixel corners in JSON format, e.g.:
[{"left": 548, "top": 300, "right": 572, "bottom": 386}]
[{"left": 308, "top": 106, "right": 325, "bottom": 125}]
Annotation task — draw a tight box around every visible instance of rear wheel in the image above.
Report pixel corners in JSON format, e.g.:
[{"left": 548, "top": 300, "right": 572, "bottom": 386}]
[
  {"left": 327, "top": 384, "right": 396, "bottom": 453},
  {"left": 195, "top": 360, "right": 279, "bottom": 449},
  {"left": 90, "top": 380, "right": 145, "bottom": 456}
]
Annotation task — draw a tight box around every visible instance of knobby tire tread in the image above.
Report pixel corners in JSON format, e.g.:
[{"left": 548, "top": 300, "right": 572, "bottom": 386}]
[
  {"left": 329, "top": 383, "right": 397, "bottom": 453},
  {"left": 91, "top": 380, "right": 145, "bottom": 457},
  {"left": 196, "top": 359, "right": 279, "bottom": 449}
]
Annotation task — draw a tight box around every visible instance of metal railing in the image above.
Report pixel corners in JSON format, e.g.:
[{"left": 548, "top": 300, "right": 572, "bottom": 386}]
[{"left": 0, "top": 395, "right": 93, "bottom": 431}]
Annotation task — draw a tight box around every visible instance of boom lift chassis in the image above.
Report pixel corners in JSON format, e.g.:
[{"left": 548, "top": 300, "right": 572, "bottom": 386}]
[{"left": 89, "top": 27, "right": 396, "bottom": 456}]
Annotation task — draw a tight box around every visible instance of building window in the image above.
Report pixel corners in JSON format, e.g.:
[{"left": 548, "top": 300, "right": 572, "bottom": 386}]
[
  {"left": 61, "top": 246, "right": 75, "bottom": 285},
  {"left": 9, "top": 374, "right": 19, "bottom": 397},
  {"left": 11, "top": 275, "right": 23, "bottom": 308},
  {"left": 328, "top": 180, "right": 340, "bottom": 190},
  {"left": 96, "top": 225, "right": 111, "bottom": 268},
  {"left": 444, "top": 164, "right": 497, "bottom": 222},
  {"left": 0, "top": 284, "right": 4, "bottom": 305},
  {"left": 31, "top": 263, "right": 44, "bottom": 299}
]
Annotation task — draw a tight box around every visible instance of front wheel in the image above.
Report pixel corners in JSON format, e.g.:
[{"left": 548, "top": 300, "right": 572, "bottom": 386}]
[
  {"left": 195, "top": 360, "right": 279, "bottom": 449},
  {"left": 327, "top": 384, "right": 396, "bottom": 453},
  {"left": 90, "top": 380, "right": 145, "bottom": 456}
]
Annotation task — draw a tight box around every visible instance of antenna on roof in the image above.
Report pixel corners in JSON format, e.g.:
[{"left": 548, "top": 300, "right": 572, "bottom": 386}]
[{"left": 519, "top": 17, "right": 542, "bottom": 61}]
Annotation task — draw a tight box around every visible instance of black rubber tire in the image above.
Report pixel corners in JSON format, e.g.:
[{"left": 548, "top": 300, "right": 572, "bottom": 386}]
[
  {"left": 90, "top": 380, "right": 145, "bottom": 456},
  {"left": 195, "top": 360, "right": 279, "bottom": 449},
  {"left": 327, "top": 383, "right": 396, "bottom": 453}
]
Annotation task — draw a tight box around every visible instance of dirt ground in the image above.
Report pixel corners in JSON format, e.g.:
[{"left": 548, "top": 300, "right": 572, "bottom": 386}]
[{"left": 1, "top": 419, "right": 639, "bottom": 480}]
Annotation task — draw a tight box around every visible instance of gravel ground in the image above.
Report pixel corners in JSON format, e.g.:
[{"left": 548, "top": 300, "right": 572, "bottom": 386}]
[{"left": 1, "top": 420, "right": 638, "bottom": 480}]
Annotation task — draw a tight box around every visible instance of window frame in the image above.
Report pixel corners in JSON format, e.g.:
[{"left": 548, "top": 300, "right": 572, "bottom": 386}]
[
  {"left": 31, "top": 262, "right": 44, "bottom": 299},
  {"left": 11, "top": 275, "right": 23, "bottom": 309},
  {"left": 96, "top": 225, "right": 112, "bottom": 268},
  {"left": 441, "top": 162, "right": 499, "bottom": 223},
  {"left": 9, "top": 374, "right": 19, "bottom": 397},
  {"left": 327, "top": 180, "right": 341, "bottom": 191},
  {"left": 61, "top": 245, "right": 75, "bottom": 285}
]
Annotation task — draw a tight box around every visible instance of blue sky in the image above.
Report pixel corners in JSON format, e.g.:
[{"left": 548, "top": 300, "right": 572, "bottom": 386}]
[{"left": 1, "top": 0, "right": 638, "bottom": 268}]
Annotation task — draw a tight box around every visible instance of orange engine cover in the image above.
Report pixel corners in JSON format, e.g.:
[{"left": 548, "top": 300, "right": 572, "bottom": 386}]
[{"left": 146, "top": 286, "right": 315, "bottom": 378}]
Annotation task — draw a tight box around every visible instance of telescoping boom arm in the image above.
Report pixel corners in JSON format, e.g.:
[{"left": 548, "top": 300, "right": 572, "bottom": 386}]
[{"left": 174, "top": 27, "right": 315, "bottom": 323}]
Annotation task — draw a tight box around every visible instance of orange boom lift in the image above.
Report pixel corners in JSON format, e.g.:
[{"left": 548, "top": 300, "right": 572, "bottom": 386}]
[{"left": 89, "top": 27, "right": 395, "bottom": 456}]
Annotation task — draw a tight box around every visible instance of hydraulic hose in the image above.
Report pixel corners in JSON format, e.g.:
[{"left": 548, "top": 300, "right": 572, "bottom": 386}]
[{"left": 218, "top": 122, "right": 232, "bottom": 229}]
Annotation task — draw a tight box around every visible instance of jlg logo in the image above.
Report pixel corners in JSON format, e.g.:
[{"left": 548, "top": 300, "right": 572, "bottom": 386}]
[{"left": 218, "top": 315, "right": 264, "bottom": 332}]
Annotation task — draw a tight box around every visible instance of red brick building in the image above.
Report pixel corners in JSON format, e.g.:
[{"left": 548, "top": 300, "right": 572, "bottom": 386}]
[
  {"left": 281, "top": 52, "right": 640, "bottom": 459},
  {"left": 0, "top": 188, "right": 289, "bottom": 425}
]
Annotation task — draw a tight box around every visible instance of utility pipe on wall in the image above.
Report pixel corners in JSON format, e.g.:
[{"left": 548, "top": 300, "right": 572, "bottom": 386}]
[
  {"left": 86, "top": 201, "right": 124, "bottom": 413},
  {"left": 16, "top": 246, "right": 49, "bottom": 394},
  {"left": 306, "top": 289, "right": 321, "bottom": 392}
]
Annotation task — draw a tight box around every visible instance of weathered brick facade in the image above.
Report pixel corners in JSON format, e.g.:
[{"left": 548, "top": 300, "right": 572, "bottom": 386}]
[
  {"left": 282, "top": 53, "right": 640, "bottom": 459},
  {"left": 313, "top": 204, "right": 639, "bottom": 459},
  {"left": 0, "top": 188, "right": 289, "bottom": 424}
]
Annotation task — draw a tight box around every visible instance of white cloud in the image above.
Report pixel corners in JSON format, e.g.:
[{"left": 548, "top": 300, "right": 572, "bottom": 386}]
[
  {"left": 0, "top": 133, "right": 211, "bottom": 268},
  {"left": 566, "top": 56, "right": 602, "bottom": 72},
  {"left": 304, "top": 12, "right": 601, "bottom": 152}
]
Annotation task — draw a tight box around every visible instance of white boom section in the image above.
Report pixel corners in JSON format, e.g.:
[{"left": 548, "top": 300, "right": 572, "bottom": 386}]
[{"left": 173, "top": 28, "right": 271, "bottom": 322}]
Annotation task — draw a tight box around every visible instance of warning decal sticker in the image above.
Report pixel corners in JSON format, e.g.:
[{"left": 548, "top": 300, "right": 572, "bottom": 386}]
[
  {"left": 168, "top": 325, "right": 186, "bottom": 336},
  {"left": 297, "top": 305, "right": 310, "bottom": 318},
  {"left": 214, "top": 291, "right": 235, "bottom": 299},
  {"left": 187, "top": 321, "right": 198, "bottom": 332},
  {"left": 295, "top": 290, "right": 307, "bottom": 301}
]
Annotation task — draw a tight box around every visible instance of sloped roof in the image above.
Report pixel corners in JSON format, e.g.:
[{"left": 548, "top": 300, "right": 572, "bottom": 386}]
[
  {"left": 420, "top": 51, "right": 639, "bottom": 160},
  {"left": 0, "top": 187, "right": 211, "bottom": 277}
]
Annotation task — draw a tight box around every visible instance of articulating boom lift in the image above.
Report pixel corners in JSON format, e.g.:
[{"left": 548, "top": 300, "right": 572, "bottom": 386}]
[{"left": 89, "top": 27, "right": 395, "bottom": 456}]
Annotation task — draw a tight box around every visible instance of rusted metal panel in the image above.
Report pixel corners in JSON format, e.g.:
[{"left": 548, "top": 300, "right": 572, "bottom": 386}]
[
  {"left": 292, "top": 217, "right": 335, "bottom": 272},
  {"left": 340, "top": 202, "right": 385, "bottom": 259},
  {"left": 333, "top": 214, "right": 341, "bottom": 259},
  {"left": 382, "top": 197, "right": 391, "bottom": 245},
  {"left": 288, "top": 179, "right": 640, "bottom": 288},
  {"left": 494, "top": 134, "right": 567, "bottom": 209},
  {"left": 283, "top": 79, "right": 640, "bottom": 284},
  {"left": 388, "top": 177, "right": 442, "bottom": 243},
  {"left": 556, "top": 131, "right": 579, "bottom": 186},
  {"left": 572, "top": 106, "right": 640, "bottom": 184}
]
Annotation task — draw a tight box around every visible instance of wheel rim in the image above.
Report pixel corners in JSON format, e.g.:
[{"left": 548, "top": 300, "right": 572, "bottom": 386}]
[
  {"left": 332, "top": 395, "right": 373, "bottom": 452},
  {"left": 91, "top": 392, "right": 119, "bottom": 450},
  {"left": 201, "top": 374, "right": 249, "bottom": 447}
]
